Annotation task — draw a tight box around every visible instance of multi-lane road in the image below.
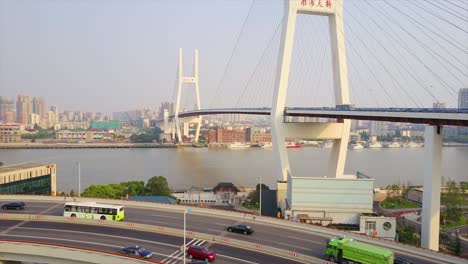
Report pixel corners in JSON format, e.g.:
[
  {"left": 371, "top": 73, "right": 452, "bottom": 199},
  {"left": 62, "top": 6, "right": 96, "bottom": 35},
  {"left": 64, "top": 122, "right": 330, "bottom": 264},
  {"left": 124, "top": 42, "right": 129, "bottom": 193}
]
[{"left": 0, "top": 200, "right": 451, "bottom": 264}]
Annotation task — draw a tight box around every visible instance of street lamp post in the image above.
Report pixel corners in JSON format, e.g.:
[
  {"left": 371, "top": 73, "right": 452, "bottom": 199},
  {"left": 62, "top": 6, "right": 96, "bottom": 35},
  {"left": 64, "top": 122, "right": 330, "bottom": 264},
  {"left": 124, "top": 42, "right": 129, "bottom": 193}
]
[
  {"left": 183, "top": 207, "right": 192, "bottom": 264},
  {"left": 77, "top": 162, "right": 81, "bottom": 197},
  {"left": 257, "top": 176, "right": 262, "bottom": 216}
]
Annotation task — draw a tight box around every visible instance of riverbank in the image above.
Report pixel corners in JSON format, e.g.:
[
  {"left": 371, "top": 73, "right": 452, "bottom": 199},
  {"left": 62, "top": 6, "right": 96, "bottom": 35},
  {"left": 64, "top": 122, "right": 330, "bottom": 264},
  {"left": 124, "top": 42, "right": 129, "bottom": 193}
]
[{"left": 0, "top": 143, "right": 177, "bottom": 149}]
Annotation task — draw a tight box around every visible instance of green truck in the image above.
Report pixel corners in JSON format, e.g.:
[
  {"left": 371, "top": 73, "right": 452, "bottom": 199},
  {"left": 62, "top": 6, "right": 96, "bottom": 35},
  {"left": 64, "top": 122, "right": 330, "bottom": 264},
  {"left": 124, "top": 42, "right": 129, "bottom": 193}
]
[{"left": 324, "top": 236, "right": 394, "bottom": 264}]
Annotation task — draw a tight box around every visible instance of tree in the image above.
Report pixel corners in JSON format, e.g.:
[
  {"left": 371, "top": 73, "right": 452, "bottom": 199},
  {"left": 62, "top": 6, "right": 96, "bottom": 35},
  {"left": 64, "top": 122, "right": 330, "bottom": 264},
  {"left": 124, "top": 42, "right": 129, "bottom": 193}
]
[
  {"left": 81, "top": 184, "right": 124, "bottom": 199},
  {"left": 145, "top": 176, "right": 172, "bottom": 196},
  {"left": 442, "top": 180, "right": 463, "bottom": 221},
  {"left": 120, "top": 181, "right": 145, "bottom": 196},
  {"left": 397, "top": 225, "right": 419, "bottom": 246}
]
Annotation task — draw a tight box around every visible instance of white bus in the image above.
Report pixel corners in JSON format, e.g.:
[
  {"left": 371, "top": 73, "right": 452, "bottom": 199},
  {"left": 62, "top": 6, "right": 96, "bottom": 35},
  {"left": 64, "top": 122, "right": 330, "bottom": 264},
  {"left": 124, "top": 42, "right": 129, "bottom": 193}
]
[{"left": 63, "top": 201, "right": 125, "bottom": 221}]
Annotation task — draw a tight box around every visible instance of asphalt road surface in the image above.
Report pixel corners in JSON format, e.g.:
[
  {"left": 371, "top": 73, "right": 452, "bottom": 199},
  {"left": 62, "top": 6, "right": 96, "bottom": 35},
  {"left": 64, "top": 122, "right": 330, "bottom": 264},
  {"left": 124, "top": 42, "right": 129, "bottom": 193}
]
[{"left": 0, "top": 200, "right": 450, "bottom": 264}]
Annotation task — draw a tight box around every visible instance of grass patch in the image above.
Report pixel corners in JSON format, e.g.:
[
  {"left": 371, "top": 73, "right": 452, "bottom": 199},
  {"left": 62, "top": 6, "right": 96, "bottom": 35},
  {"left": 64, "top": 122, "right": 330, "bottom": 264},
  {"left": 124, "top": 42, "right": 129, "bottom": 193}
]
[
  {"left": 380, "top": 198, "right": 421, "bottom": 209},
  {"left": 441, "top": 216, "right": 467, "bottom": 230},
  {"left": 241, "top": 201, "right": 259, "bottom": 210}
]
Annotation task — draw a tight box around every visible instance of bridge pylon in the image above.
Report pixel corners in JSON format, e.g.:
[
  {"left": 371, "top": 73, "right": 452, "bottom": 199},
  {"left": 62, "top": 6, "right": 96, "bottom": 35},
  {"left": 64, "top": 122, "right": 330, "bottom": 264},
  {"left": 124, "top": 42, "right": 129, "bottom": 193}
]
[
  {"left": 272, "top": 0, "right": 352, "bottom": 216},
  {"left": 174, "top": 48, "right": 202, "bottom": 143}
]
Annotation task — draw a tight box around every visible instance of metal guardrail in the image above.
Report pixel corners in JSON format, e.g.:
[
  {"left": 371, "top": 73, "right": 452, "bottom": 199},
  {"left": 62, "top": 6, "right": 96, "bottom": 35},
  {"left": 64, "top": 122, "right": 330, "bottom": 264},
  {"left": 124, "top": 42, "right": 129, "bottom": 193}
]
[
  {"left": 0, "top": 239, "right": 160, "bottom": 264},
  {"left": 0, "top": 213, "right": 323, "bottom": 264},
  {"left": 0, "top": 195, "right": 466, "bottom": 264}
]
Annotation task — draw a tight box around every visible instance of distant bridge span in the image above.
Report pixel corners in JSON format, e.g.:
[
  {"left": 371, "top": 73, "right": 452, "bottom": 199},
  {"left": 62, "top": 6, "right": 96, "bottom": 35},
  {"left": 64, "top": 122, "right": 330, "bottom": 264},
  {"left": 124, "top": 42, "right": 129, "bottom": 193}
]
[{"left": 171, "top": 107, "right": 468, "bottom": 127}]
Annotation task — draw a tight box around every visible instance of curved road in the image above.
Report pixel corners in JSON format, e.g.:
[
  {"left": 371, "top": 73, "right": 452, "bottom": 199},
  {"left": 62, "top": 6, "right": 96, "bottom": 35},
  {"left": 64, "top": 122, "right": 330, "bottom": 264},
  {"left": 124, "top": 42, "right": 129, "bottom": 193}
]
[{"left": 0, "top": 200, "right": 449, "bottom": 264}]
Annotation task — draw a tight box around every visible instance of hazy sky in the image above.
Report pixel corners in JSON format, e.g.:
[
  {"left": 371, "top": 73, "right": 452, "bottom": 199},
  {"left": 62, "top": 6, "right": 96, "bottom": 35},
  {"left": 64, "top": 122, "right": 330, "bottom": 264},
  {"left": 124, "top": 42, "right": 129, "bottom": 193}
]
[{"left": 1, "top": 0, "right": 467, "bottom": 113}]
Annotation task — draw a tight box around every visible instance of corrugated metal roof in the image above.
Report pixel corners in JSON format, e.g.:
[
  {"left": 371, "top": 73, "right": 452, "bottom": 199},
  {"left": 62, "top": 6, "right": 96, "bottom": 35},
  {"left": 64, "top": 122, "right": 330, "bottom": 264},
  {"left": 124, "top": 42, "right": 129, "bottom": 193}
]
[{"left": 127, "top": 196, "right": 176, "bottom": 204}]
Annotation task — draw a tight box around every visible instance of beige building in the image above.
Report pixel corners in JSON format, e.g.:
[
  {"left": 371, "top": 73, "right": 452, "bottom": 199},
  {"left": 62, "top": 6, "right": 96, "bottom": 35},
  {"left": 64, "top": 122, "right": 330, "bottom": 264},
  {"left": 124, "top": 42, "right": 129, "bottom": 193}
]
[
  {"left": 0, "top": 163, "right": 57, "bottom": 195},
  {"left": 0, "top": 124, "right": 24, "bottom": 143}
]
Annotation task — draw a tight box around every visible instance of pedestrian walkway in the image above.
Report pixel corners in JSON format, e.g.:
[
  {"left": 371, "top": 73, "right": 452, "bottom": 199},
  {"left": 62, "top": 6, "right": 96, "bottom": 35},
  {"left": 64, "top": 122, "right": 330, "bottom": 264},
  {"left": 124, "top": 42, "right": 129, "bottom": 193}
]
[{"left": 161, "top": 238, "right": 206, "bottom": 264}]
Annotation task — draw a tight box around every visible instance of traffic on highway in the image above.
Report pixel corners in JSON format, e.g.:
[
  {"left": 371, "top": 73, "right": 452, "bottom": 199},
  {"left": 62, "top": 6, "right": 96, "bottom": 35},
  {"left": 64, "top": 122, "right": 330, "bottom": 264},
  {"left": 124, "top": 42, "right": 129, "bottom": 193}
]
[{"left": 0, "top": 199, "right": 455, "bottom": 264}]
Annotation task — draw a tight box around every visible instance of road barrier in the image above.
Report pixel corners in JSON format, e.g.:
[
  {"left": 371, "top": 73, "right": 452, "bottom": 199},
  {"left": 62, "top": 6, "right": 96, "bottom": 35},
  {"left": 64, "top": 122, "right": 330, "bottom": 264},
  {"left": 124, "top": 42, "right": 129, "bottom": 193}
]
[
  {"left": 1, "top": 195, "right": 465, "bottom": 263},
  {"left": 0, "top": 213, "right": 323, "bottom": 264},
  {"left": 0, "top": 239, "right": 161, "bottom": 264}
]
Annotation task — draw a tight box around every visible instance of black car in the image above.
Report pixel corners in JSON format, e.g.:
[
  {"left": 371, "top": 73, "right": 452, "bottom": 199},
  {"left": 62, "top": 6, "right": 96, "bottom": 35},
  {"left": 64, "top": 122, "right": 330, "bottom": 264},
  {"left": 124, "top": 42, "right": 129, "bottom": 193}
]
[
  {"left": 121, "top": 245, "right": 153, "bottom": 259},
  {"left": 394, "top": 257, "right": 413, "bottom": 264},
  {"left": 227, "top": 224, "right": 253, "bottom": 235},
  {"left": 188, "top": 261, "right": 209, "bottom": 264},
  {"left": 1, "top": 202, "right": 25, "bottom": 210}
]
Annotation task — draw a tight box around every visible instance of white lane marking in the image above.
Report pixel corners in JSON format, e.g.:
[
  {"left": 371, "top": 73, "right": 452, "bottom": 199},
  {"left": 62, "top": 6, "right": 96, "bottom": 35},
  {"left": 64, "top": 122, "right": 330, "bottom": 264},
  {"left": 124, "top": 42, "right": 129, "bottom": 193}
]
[
  {"left": 287, "top": 235, "right": 323, "bottom": 245},
  {"left": 8, "top": 227, "right": 179, "bottom": 249},
  {"left": 214, "top": 222, "right": 230, "bottom": 226},
  {"left": 162, "top": 238, "right": 205, "bottom": 264},
  {"left": 0, "top": 233, "right": 169, "bottom": 258},
  {"left": 0, "top": 203, "right": 62, "bottom": 235}
]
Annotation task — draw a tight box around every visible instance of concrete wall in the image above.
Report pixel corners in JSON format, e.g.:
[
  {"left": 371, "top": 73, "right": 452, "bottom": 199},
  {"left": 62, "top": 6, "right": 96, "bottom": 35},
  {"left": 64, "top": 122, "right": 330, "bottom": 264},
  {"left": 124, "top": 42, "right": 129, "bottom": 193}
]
[
  {"left": 359, "top": 216, "right": 396, "bottom": 241},
  {"left": 287, "top": 176, "right": 373, "bottom": 224}
]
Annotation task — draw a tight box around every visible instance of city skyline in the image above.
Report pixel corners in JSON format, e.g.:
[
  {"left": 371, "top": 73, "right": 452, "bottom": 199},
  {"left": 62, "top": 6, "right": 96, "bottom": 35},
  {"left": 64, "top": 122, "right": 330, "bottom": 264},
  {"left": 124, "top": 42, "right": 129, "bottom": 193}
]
[{"left": 1, "top": 0, "right": 466, "bottom": 112}]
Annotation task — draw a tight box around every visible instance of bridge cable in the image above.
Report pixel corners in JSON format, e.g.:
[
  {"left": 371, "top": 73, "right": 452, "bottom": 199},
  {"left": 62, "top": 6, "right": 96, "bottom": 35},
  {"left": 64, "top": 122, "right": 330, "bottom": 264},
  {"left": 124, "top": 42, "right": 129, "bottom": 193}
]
[
  {"left": 406, "top": 1, "right": 468, "bottom": 55},
  {"left": 240, "top": 13, "right": 282, "bottom": 108},
  {"left": 228, "top": 2, "right": 276, "bottom": 109},
  {"left": 290, "top": 16, "right": 323, "bottom": 107},
  {"left": 381, "top": 1, "right": 464, "bottom": 96},
  {"left": 235, "top": 19, "right": 283, "bottom": 108},
  {"left": 389, "top": 1, "right": 468, "bottom": 80},
  {"left": 406, "top": 2, "right": 468, "bottom": 67},
  {"left": 423, "top": 0, "right": 468, "bottom": 23},
  {"left": 408, "top": 0, "right": 468, "bottom": 34},
  {"left": 365, "top": 1, "right": 459, "bottom": 101},
  {"left": 331, "top": 13, "right": 398, "bottom": 107},
  {"left": 446, "top": 0, "right": 468, "bottom": 12},
  {"left": 209, "top": 0, "right": 256, "bottom": 109},
  {"left": 340, "top": 10, "right": 418, "bottom": 107},
  {"left": 345, "top": 5, "right": 452, "bottom": 106}
]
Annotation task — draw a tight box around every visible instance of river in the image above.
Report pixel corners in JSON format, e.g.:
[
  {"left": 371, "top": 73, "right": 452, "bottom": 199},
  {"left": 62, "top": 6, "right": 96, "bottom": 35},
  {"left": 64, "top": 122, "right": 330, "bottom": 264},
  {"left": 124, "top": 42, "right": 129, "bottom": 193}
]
[{"left": 1, "top": 147, "right": 467, "bottom": 193}]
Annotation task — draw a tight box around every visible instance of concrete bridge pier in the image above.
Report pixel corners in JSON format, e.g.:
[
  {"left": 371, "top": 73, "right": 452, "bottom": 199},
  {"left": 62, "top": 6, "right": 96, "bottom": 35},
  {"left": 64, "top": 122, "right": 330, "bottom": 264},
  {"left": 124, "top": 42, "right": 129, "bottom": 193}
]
[{"left": 421, "top": 125, "right": 443, "bottom": 251}]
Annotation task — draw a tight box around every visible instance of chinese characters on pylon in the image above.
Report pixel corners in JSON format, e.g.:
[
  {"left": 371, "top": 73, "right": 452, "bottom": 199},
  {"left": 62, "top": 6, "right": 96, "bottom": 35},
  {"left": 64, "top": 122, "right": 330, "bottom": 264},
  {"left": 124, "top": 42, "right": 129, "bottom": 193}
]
[{"left": 301, "top": 0, "right": 332, "bottom": 8}]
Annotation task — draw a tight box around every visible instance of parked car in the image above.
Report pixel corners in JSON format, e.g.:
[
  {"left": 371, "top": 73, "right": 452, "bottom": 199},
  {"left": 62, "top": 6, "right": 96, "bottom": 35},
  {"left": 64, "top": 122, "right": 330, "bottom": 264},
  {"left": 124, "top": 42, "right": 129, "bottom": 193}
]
[
  {"left": 227, "top": 224, "right": 253, "bottom": 235},
  {"left": 394, "top": 257, "right": 413, "bottom": 264},
  {"left": 186, "top": 245, "right": 216, "bottom": 262},
  {"left": 1, "top": 202, "right": 25, "bottom": 210},
  {"left": 188, "top": 261, "right": 209, "bottom": 264},
  {"left": 121, "top": 245, "right": 153, "bottom": 259}
]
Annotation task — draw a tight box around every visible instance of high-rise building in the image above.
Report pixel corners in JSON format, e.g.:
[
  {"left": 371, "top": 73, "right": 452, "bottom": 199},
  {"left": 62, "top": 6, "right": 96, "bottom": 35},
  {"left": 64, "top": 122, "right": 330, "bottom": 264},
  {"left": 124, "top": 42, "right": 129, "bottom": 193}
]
[
  {"left": 369, "top": 121, "right": 387, "bottom": 137},
  {"left": 50, "top": 106, "right": 59, "bottom": 124},
  {"left": 159, "top": 101, "right": 174, "bottom": 119},
  {"left": 0, "top": 96, "right": 15, "bottom": 123},
  {"left": 32, "top": 97, "right": 47, "bottom": 118},
  {"left": 16, "top": 95, "right": 33, "bottom": 125},
  {"left": 459, "top": 88, "right": 468, "bottom": 109},
  {"left": 458, "top": 88, "right": 468, "bottom": 135}
]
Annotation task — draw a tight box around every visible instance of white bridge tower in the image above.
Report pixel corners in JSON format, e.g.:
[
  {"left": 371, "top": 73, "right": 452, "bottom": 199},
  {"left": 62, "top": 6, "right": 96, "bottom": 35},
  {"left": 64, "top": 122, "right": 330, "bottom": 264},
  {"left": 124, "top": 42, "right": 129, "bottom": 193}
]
[
  {"left": 174, "top": 48, "right": 202, "bottom": 143},
  {"left": 271, "top": 0, "right": 354, "bottom": 221}
]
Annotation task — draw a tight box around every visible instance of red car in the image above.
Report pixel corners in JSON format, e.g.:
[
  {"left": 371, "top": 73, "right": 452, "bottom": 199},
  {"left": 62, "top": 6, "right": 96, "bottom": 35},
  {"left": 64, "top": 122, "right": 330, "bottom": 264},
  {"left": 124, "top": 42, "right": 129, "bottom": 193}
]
[{"left": 186, "top": 245, "right": 216, "bottom": 262}]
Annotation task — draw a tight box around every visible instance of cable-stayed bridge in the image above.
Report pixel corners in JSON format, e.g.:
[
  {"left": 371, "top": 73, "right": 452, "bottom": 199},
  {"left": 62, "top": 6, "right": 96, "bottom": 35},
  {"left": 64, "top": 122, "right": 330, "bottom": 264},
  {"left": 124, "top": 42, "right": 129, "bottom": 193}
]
[{"left": 156, "top": 0, "right": 468, "bottom": 254}]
